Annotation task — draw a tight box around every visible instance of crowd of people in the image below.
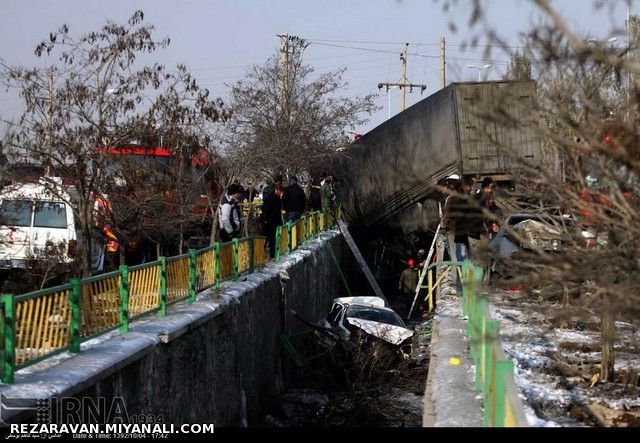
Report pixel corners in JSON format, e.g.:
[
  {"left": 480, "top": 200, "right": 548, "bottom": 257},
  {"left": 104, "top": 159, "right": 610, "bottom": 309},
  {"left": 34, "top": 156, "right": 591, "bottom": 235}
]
[
  {"left": 217, "top": 172, "right": 338, "bottom": 258},
  {"left": 396, "top": 174, "right": 501, "bottom": 318}
]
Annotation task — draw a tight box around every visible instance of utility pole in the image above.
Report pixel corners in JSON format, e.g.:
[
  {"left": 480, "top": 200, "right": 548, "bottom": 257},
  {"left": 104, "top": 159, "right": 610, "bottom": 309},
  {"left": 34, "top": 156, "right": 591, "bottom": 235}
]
[
  {"left": 44, "top": 69, "right": 53, "bottom": 177},
  {"left": 440, "top": 36, "right": 446, "bottom": 89},
  {"left": 378, "top": 43, "right": 427, "bottom": 114},
  {"left": 277, "top": 33, "right": 290, "bottom": 112},
  {"left": 400, "top": 43, "right": 408, "bottom": 111}
]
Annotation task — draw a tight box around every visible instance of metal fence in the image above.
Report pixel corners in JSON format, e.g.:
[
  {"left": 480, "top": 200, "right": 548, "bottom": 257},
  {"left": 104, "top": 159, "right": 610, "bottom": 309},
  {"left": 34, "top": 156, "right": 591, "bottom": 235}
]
[
  {"left": 0, "top": 210, "right": 336, "bottom": 383},
  {"left": 275, "top": 209, "right": 329, "bottom": 261},
  {"left": 426, "top": 259, "right": 529, "bottom": 427}
]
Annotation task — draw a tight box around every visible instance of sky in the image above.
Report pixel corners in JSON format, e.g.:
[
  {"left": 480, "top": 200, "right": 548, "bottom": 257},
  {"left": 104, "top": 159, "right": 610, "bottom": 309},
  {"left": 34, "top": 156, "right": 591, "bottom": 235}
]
[{"left": 0, "top": 0, "right": 634, "bottom": 135}]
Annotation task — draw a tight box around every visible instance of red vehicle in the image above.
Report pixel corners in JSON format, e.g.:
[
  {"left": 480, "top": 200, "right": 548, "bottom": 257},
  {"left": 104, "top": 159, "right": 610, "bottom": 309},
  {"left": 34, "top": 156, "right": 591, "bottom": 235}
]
[
  {"left": 96, "top": 143, "right": 219, "bottom": 266},
  {"left": 574, "top": 127, "right": 635, "bottom": 247}
]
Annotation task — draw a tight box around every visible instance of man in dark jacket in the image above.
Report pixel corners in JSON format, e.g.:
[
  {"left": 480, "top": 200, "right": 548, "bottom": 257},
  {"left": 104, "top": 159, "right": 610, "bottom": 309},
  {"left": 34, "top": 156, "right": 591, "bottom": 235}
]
[
  {"left": 261, "top": 175, "right": 284, "bottom": 258},
  {"left": 307, "top": 178, "right": 322, "bottom": 211},
  {"left": 282, "top": 176, "right": 307, "bottom": 222},
  {"left": 442, "top": 174, "right": 476, "bottom": 293},
  {"left": 398, "top": 258, "right": 419, "bottom": 318}
]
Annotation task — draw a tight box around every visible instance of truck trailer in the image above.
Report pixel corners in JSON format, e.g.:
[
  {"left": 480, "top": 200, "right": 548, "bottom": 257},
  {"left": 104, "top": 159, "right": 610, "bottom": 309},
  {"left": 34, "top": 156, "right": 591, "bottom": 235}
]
[{"left": 337, "top": 80, "right": 542, "bottom": 230}]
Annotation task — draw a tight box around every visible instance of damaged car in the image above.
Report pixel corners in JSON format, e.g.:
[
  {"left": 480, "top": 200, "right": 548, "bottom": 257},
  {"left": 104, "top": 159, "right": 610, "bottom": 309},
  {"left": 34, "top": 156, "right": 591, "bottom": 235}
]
[{"left": 315, "top": 297, "right": 414, "bottom": 358}]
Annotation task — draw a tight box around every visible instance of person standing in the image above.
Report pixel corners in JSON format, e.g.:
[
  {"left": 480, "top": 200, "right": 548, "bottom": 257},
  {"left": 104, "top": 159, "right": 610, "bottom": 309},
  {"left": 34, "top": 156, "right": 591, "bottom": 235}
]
[
  {"left": 320, "top": 172, "right": 334, "bottom": 211},
  {"left": 398, "top": 258, "right": 419, "bottom": 318},
  {"left": 307, "top": 178, "right": 322, "bottom": 211},
  {"left": 261, "top": 175, "right": 284, "bottom": 258},
  {"left": 442, "top": 174, "right": 474, "bottom": 293},
  {"left": 476, "top": 177, "right": 500, "bottom": 230},
  {"left": 282, "top": 175, "right": 306, "bottom": 223},
  {"left": 218, "top": 184, "right": 243, "bottom": 243}
]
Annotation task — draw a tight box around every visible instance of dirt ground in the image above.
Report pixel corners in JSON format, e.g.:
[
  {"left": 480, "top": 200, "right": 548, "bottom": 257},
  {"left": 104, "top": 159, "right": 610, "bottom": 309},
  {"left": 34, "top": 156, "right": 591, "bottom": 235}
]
[{"left": 489, "top": 289, "right": 640, "bottom": 427}]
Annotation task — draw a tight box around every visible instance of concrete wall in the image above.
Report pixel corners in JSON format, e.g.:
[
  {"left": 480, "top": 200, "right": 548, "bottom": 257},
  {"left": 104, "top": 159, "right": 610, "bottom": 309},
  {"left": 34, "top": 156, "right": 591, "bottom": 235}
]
[{"left": 0, "top": 231, "right": 350, "bottom": 426}]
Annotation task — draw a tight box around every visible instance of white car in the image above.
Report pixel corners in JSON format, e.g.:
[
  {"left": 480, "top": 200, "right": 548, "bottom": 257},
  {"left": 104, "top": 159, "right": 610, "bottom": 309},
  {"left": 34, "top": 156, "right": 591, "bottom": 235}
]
[
  {"left": 0, "top": 182, "right": 77, "bottom": 269},
  {"left": 316, "top": 296, "right": 414, "bottom": 357}
]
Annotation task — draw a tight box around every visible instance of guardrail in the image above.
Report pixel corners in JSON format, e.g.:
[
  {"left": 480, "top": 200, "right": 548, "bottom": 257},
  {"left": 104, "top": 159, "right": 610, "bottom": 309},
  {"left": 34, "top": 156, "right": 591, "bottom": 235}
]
[
  {"left": 427, "top": 259, "right": 529, "bottom": 427},
  {"left": 0, "top": 209, "right": 336, "bottom": 384}
]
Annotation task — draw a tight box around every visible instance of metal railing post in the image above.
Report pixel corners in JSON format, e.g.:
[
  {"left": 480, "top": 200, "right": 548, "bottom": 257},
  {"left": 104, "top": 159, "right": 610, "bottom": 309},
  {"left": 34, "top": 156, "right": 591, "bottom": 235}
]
[
  {"left": 232, "top": 239, "right": 239, "bottom": 282},
  {"left": 158, "top": 257, "right": 167, "bottom": 317},
  {"left": 1, "top": 294, "right": 15, "bottom": 383},
  {"left": 69, "top": 278, "right": 81, "bottom": 353},
  {"left": 188, "top": 249, "right": 197, "bottom": 303},
  {"left": 214, "top": 242, "right": 221, "bottom": 288},
  {"left": 494, "top": 360, "right": 513, "bottom": 427},
  {"left": 427, "top": 268, "right": 434, "bottom": 313},
  {"left": 275, "top": 226, "right": 282, "bottom": 262},
  {"left": 301, "top": 215, "right": 307, "bottom": 244},
  {"left": 483, "top": 320, "right": 500, "bottom": 426},
  {"left": 118, "top": 265, "right": 129, "bottom": 334},
  {"left": 249, "top": 236, "right": 255, "bottom": 273},
  {"left": 287, "top": 222, "right": 293, "bottom": 253}
]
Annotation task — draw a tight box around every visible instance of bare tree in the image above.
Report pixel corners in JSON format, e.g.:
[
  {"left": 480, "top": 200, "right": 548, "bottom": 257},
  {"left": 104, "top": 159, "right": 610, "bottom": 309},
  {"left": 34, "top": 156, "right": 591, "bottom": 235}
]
[
  {"left": 223, "top": 38, "right": 379, "bottom": 177},
  {"left": 2, "top": 11, "right": 227, "bottom": 275},
  {"left": 504, "top": 49, "right": 533, "bottom": 81},
  {"left": 438, "top": 0, "right": 640, "bottom": 383}
]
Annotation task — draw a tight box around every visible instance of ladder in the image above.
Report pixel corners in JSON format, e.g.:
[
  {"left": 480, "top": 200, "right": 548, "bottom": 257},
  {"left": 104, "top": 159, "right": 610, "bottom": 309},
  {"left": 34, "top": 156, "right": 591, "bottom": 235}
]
[
  {"left": 337, "top": 219, "right": 387, "bottom": 304},
  {"left": 407, "top": 221, "right": 441, "bottom": 320}
]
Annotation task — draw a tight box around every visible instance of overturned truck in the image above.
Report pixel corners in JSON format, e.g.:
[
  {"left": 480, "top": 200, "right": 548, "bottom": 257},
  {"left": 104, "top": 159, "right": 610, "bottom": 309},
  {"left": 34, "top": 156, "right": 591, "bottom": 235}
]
[{"left": 337, "top": 80, "right": 542, "bottom": 231}]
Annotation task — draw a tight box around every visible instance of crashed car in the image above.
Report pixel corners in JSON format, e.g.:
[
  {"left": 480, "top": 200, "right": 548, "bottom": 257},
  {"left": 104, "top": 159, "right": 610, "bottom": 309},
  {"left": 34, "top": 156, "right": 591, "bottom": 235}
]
[
  {"left": 488, "top": 214, "right": 568, "bottom": 277},
  {"left": 315, "top": 296, "right": 414, "bottom": 358},
  {"left": 489, "top": 214, "right": 568, "bottom": 258},
  {"left": 488, "top": 213, "right": 599, "bottom": 278}
]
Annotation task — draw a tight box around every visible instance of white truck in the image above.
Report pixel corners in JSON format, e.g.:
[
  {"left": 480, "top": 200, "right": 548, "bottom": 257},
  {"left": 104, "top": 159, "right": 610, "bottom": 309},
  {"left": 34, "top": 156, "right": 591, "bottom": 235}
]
[{"left": 0, "top": 182, "right": 78, "bottom": 270}]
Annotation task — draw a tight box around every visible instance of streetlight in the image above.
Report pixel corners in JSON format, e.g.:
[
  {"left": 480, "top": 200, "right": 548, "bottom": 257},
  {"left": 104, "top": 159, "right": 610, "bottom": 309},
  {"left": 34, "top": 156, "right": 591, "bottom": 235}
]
[
  {"left": 467, "top": 64, "right": 493, "bottom": 81},
  {"left": 378, "top": 84, "right": 399, "bottom": 119}
]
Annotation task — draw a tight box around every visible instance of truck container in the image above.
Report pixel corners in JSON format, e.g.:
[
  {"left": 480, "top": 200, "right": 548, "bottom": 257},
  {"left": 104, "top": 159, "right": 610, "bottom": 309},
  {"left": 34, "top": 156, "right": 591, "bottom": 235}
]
[{"left": 337, "top": 80, "right": 541, "bottom": 230}]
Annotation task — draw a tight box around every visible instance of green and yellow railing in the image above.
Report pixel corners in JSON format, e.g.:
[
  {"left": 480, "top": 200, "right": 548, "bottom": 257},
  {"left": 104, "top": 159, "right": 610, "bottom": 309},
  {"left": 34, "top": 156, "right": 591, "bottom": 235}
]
[
  {"left": 0, "top": 210, "right": 338, "bottom": 383},
  {"left": 425, "top": 260, "right": 529, "bottom": 427},
  {"left": 275, "top": 210, "right": 331, "bottom": 261}
]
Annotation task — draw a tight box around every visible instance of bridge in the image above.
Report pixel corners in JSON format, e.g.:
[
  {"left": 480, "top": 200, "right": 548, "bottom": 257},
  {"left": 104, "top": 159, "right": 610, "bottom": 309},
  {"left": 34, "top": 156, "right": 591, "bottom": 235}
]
[{"left": 0, "top": 83, "right": 537, "bottom": 428}]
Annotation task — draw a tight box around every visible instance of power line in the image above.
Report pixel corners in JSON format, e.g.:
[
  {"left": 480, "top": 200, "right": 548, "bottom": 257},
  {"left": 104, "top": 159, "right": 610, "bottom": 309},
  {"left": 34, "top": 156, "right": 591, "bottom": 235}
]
[
  {"left": 309, "top": 41, "right": 398, "bottom": 55},
  {"left": 305, "top": 36, "right": 545, "bottom": 50},
  {"left": 307, "top": 40, "right": 510, "bottom": 67}
]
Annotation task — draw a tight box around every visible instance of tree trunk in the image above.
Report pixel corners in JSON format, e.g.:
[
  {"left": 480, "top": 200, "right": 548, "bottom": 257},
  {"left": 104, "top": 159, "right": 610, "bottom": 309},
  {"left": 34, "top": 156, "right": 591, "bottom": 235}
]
[
  {"left": 210, "top": 204, "right": 219, "bottom": 245},
  {"left": 119, "top": 244, "right": 126, "bottom": 267},
  {"left": 80, "top": 204, "right": 93, "bottom": 278},
  {"left": 243, "top": 205, "right": 250, "bottom": 237},
  {"left": 601, "top": 308, "right": 615, "bottom": 382}
]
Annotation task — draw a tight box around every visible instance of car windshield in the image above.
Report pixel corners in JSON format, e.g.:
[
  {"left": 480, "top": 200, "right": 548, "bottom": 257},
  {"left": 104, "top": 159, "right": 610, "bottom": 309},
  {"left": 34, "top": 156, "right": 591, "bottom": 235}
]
[
  {"left": 33, "top": 201, "right": 67, "bottom": 228},
  {"left": 345, "top": 305, "right": 406, "bottom": 327},
  {"left": 0, "top": 199, "right": 32, "bottom": 227}
]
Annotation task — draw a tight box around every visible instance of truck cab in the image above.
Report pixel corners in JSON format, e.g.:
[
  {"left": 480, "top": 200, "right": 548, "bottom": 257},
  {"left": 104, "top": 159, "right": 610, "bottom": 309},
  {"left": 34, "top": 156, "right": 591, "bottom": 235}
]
[{"left": 0, "top": 182, "right": 77, "bottom": 269}]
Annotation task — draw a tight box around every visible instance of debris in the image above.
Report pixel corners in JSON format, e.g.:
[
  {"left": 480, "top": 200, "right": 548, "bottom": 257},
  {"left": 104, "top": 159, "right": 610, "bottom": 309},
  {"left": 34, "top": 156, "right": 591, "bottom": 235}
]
[{"left": 587, "top": 403, "right": 640, "bottom": 427}]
